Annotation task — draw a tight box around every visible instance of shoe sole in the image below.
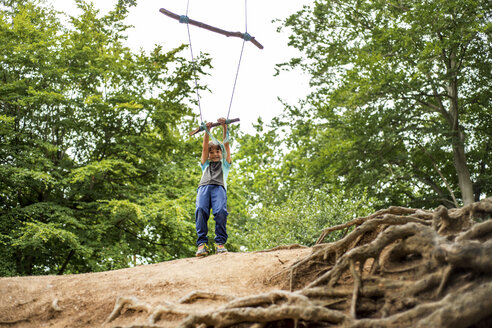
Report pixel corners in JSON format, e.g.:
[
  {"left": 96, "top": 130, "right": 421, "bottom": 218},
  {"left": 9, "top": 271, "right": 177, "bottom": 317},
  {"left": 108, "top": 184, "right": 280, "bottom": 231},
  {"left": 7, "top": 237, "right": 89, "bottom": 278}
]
[{"left": 196, "top": 252, "right": 209, "bottom": 257}]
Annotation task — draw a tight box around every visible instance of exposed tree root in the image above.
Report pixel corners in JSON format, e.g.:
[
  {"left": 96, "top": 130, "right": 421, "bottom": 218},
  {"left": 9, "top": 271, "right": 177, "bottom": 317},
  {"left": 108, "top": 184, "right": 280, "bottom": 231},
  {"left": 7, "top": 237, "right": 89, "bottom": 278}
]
[
  {"left": 112, "top": 325, "right": 163, "bottom": 328},
  {"left": 0, "top": 318, "right": 30, "bottom": 325},
  {"left": 286, "top": 213, "right": 433, "bottom": 291},
  {"left": 178, "top": 303, "right": 349, "bottom": 328},
  {"left": 255, "top": 244, "right": 308, "bottom": 253},
  {"left": 105, "top": 197, "right": 492, "bottom": 327},
  {"left": 315, "top": 206, "right": 432, "bottom": 244},
  {"left": 105, "top": 296, "right": 151, "bottom": 324},
  {"left": 351, "top": 279, "right": 492, "bottom": 328},
  {"left": 104, "top": 296, "right": 193, "bottom": 326},
  {"left": 178, "top": 291, "right": 235, "bottom": 304},
  {"left": 456, "top": 219, "right": 492, "bottom": 242}
]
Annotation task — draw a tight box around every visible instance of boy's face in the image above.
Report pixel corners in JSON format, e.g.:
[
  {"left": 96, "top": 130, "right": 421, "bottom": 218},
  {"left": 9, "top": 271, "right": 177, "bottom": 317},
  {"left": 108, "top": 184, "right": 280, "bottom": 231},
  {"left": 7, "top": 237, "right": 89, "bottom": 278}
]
[{"left": 208, "top": 147, "right": 222, "bottom": 162}]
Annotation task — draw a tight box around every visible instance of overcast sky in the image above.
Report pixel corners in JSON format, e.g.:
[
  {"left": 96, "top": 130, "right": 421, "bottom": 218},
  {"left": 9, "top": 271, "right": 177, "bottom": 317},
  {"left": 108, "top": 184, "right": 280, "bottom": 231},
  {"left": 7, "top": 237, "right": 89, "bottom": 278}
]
[{"left": 49, "top": 0, "right": 311, "bottom": 134}]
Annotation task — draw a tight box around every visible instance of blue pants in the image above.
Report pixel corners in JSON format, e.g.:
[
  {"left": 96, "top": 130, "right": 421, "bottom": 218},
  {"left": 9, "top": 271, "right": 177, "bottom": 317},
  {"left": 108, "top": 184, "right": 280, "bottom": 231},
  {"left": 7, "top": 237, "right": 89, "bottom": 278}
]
[{"left": 195, "top": 184, "right": 228, "bottom": 246}]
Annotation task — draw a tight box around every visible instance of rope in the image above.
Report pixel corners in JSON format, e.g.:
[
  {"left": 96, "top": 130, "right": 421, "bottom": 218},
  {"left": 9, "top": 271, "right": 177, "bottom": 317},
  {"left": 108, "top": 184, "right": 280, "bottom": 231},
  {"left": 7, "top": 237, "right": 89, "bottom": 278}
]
[
  {"left": 226, "top": 0, "right": 248, "bottom": 120},
  {"left": 244, "top": 0, "right": 248, "bottom": 34},
  {"left": 183, "top": 0, "right": 203, "bottom": 123},
  {"left": 226, "top": 40, "right": 246, "bottom": 120}
]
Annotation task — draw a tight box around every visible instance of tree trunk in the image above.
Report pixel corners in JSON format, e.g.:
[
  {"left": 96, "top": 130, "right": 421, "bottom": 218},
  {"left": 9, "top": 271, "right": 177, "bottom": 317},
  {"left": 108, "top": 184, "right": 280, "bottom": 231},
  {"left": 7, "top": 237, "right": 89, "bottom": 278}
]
[
  {"left": 452, "top": 137, "right": 474, "bottom": 205},
  {"left": 58, "top": 249, "right": 75, "bottom": 275},
  {"left": 447, "top": 52, "right": 474, "bottom": 206},
  {"left": 16, "top": 252, "right": 33, "bottom": 276}
]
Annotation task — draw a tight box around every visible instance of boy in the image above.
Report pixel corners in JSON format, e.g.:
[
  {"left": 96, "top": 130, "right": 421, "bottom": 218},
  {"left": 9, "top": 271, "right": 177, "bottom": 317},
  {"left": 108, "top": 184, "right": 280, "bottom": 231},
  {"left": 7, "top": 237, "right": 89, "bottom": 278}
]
[{"left": 195, "top": 117, "right": 231, "bottom": 256}]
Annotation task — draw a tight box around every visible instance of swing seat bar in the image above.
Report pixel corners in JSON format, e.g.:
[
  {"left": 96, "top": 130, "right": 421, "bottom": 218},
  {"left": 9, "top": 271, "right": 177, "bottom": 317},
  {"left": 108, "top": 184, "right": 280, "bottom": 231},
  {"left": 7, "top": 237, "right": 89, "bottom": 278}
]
[
  {"left": 159, "top": 8, "right": 264, "bottom": 50},
  {"left": 189, "top": 118, "right": 240, "bottom": 136}
]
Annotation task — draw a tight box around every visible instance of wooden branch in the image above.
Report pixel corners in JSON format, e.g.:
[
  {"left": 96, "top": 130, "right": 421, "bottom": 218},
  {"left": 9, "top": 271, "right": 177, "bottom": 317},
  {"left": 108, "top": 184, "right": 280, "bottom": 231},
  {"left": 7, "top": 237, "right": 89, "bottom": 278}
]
[
  {"left": 189, "top": 118, "right": 240, "bottom": 136},
  {"left": 159, "top": 8, "right": 264, "bottom": 50}
]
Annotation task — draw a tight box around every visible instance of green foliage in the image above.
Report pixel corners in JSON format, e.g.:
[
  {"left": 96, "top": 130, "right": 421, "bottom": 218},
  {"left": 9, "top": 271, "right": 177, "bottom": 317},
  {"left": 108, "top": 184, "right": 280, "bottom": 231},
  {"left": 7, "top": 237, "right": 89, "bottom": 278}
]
[
  {"left": 243, "top": 185, "right": 376, "bottom": 250},
  {"left": 0, "top": 0, "right": 208, "bottom": 276},
  {"left": 278, "top": 0, "right": 492, "bottom": 208},
  {"left": 225, "top": 119, "right": 377, "bottom": 250},
  {"left": 5, "top": 0, "right": 489, "bottom": 278}
]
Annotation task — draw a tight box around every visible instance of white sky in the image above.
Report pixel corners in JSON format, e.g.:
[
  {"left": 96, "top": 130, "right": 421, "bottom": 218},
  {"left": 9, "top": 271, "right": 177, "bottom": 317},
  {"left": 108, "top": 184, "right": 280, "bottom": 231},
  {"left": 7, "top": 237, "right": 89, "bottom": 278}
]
[{"left": 49, "top": 0, "right": 311, "bottom": 134}]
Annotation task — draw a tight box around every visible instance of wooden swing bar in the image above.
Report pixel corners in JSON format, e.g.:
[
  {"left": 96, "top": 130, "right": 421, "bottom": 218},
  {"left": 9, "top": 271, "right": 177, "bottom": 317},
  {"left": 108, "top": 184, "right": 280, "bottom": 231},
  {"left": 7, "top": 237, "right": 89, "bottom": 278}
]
[
  {"left": 159, "top": 8, "right": 264, "bottom": 50},
  {"left": 189, "top": 118, "right": 240, "bottom": 136}
]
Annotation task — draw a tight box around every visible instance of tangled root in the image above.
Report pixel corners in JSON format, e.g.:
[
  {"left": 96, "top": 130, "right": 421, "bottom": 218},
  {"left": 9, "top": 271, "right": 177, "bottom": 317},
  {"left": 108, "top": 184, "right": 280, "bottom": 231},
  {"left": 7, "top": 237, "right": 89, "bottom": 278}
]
[{"left": 105, "top": 197, "right": 492, "bottom": 328}]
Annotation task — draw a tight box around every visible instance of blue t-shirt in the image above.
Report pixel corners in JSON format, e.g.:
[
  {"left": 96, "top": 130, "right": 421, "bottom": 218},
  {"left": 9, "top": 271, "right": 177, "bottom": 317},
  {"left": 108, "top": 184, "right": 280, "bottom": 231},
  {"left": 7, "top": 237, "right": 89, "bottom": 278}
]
[{"left": 199, "top": 159, "right": 231, "bottom": 190}]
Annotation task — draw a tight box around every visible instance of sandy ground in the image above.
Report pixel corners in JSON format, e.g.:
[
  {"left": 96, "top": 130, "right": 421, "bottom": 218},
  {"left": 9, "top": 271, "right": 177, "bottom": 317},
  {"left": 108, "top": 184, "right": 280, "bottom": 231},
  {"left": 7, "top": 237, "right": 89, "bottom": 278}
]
[{"left": 0, "top": 247, "right": 311, "bottom": 328}]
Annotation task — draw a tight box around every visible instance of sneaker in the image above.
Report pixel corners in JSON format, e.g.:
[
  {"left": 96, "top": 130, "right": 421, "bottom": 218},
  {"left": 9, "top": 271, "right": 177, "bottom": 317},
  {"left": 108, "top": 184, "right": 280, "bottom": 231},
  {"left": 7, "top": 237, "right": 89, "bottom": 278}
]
[
  {"left": 196, "top": 243, "right": 209, "bottom": 257},
  {"left": 216, "top": 244, "right": 228, "bottom": 254}
]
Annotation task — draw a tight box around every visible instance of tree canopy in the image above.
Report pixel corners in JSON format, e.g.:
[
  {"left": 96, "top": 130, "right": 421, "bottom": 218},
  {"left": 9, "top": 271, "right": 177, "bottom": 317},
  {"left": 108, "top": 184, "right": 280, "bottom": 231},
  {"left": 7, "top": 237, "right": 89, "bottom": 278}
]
[
  {"left": 0, "top": 0, "right": 490, "bottom": 277},
  {"left": 277, "top": 0, "right": 491, "bottom": 208},
  {"left": 0, "top": 0, "right": 209, "bottom": 275}
]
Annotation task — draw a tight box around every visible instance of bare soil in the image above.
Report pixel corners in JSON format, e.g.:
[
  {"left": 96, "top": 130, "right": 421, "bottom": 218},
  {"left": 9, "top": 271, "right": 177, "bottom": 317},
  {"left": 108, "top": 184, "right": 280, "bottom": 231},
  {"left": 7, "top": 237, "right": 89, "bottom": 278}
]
[
  {"left": 0, "top": 248, "right": 311, "bottom": 328},
  {"left": 2, "top": 198, "right": 492, "bottom": 328}
]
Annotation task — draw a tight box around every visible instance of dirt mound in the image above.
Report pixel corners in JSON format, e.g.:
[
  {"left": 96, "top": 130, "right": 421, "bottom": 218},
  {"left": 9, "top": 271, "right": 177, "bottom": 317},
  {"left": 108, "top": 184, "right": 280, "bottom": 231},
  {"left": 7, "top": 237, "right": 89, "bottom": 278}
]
[
  {"left": 1, "top": 198, "right": 492, "bottom": 328},
  {"left": 0, "top": 247, "right": 311, "bottom": 327}
]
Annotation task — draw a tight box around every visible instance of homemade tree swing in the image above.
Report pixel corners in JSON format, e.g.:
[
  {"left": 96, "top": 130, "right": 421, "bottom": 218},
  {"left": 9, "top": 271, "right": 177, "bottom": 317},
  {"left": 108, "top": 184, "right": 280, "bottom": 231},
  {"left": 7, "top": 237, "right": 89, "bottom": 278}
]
[{"left": 159, "top": 1, "right": 263, "bottom": 136}]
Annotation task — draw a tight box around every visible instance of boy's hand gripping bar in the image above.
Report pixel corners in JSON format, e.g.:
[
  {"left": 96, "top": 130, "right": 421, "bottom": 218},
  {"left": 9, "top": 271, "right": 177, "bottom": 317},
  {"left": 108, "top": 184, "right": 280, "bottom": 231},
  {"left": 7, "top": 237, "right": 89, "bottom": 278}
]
[{"left": 189, "top": 118, "right": 240, "bottom": 136}]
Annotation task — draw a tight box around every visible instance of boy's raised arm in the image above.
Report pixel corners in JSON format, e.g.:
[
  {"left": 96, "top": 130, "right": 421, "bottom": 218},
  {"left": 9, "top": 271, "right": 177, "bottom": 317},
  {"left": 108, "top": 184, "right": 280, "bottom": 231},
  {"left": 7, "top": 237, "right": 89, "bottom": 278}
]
[
  {"left": 218, "top": 117, "right": 231, "bottom": 164},
  {"left": 201, "top": 122, "right": 213, "bottom": 165}
]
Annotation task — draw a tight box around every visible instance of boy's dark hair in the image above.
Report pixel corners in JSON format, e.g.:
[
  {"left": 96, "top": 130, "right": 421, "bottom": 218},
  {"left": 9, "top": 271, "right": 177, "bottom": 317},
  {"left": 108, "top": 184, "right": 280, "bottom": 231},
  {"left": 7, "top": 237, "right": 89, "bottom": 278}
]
[{"left": 208, "top": 142, "right": 221, "bottom": 152}]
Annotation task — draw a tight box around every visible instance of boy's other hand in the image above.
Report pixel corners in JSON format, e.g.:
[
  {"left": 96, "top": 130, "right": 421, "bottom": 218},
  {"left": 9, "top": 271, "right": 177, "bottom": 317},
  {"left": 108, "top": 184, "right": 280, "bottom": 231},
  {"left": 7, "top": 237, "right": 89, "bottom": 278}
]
[
  {"left": 218, "top": 117, "right": 226, "bottom": 126},
  {"left": 206, "top": 122, "right": 213, "bottom": 130}
]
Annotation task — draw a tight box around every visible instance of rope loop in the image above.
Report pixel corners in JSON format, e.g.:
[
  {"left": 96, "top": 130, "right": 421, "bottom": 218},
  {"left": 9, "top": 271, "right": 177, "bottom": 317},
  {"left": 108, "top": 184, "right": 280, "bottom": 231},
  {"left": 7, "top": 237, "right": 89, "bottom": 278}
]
[
  {"left": 242, "top": 32, "right": 251, "bottom": 41},
  {"left": 179, "top": 15, "right": 189, "bottom": 24}
]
